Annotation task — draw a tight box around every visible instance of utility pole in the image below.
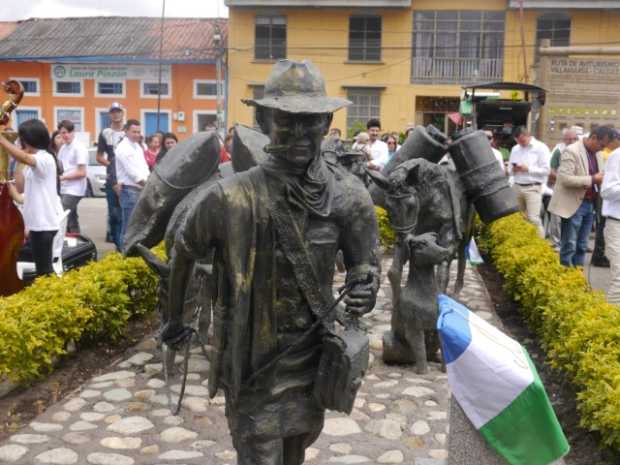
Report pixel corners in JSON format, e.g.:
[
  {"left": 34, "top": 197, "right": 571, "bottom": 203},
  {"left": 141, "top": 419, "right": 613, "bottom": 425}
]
[
  {"left": 214, "top": 23, "right": 224, "bottom": 135},
  {"left": 156, "top": 0, "right": 166, "bottom": 133},
  {"left": 518, "top": 0, "right": 529, "bottom": 83}
]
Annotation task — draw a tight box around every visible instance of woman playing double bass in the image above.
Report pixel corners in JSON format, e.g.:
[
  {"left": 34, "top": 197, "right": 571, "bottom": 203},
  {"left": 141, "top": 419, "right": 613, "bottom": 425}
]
[{"left": 0, "top": 119, "right": 62, "bottom": 276}]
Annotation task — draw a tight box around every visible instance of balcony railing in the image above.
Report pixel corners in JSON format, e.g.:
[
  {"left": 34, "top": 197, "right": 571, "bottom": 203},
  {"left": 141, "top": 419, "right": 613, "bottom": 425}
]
[{"left": 411, "top": 57, "right": 504, "bottom": 84}]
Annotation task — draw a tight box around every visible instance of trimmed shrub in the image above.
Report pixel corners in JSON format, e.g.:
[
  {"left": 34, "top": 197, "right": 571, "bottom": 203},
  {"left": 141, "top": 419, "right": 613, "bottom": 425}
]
[
  {"left": 481, "top": 213, "right": 620, "bottom": 449},
  {"left": 0, "top": 252, "right": 158, "bottom": 384}
]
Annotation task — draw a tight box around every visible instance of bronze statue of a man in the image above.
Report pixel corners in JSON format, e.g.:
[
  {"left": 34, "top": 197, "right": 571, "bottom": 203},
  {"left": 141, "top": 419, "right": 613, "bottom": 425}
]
[{"left": 162, "top": 60, "right": 379, "bottom": 465}]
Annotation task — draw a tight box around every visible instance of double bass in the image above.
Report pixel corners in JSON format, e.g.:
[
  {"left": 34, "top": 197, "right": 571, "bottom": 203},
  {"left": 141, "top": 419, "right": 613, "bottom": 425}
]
[{"left": 0, "top": 80, "right": 25, "bottom": 296}]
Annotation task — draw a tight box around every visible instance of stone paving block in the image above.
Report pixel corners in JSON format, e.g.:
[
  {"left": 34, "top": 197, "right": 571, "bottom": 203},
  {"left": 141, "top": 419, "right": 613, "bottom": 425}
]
[{"left": 0, "top": 261, "right": 507, "bottom": 465}]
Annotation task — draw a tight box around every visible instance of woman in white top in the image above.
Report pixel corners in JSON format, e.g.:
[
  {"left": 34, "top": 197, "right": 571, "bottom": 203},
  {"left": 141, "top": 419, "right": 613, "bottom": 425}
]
[{"left": 0, "top": 119, "right": 62, "bottom": 276}]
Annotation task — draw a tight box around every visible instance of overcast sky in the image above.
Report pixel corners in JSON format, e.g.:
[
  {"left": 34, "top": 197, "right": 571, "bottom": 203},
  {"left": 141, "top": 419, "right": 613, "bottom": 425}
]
[{"left": 0, "top": 0, "right": 229, "bottom": 20}]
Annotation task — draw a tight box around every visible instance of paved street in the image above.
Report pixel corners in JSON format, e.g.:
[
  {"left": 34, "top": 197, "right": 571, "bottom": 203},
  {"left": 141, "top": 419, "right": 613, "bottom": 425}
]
[
  {"left": 585, "top": 243, "right": 609, "bottom": 293},
  {"left": 79, "top": 197, "right": 116, "bottom": 258},
  {"left": 0, "top": 260, "right": 503, "bottom": 465},
  {"left": 78, "top": 196, "right": 614, "bottom": 298}
]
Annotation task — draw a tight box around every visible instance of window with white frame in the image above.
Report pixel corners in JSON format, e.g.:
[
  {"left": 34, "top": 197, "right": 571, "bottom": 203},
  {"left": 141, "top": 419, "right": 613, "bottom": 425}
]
[
  {"left": 194, "top": 111, "right": 217, "bottom": 133},
  {"left": 194, "top": 80, "right": 217, "bottom": 99},
  {"left": 54, "top": 80, "right": 82, "bottom": 96},
  {"left": 11, "top": 107, "right": 41, "bottom": 130},
  {"left": 141, "top": 81, "right": 170, "bottom": 98},
  {"left": 346, "top": 88, "right": 380, "bottom": 132},
  {"left": 412, "top": 10, "right": 505, "bottom": 83},
  {"left": 55, "top": 107, "right": 84, "bottom": 132},
  {"left": 96, "top": 80, "right": 125, "bottom": 97},
  {"left": 255, "top": 15, "right": 287, "bottom": 60},
  {"left": 141, "top": 110, "right": 171, "bottom": 136},
  {"left": 13, "top": 78, "right": 39, "bottom": 96}
]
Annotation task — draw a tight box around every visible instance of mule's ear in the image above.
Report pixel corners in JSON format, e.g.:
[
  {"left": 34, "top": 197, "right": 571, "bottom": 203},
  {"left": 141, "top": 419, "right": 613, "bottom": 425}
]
[
  {"left": 367, "top": 169, "right": 391, "bottom": 190},
  {"left": 405, "top": 161, "right": 422, "bottom": 186}
]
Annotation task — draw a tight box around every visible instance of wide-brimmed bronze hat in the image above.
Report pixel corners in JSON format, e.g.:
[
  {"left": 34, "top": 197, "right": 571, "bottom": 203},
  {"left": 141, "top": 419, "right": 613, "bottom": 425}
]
[{"left": 243, "top": 59, "right": 351, "bottom": 114}]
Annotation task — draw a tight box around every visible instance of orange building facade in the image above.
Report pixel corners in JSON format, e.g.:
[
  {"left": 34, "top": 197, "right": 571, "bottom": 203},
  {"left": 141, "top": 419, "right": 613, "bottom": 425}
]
[
  {"left": 1, "top": 61, "right": 220, "bottom": 144},
  {"left": 0, "top": 17, "right": 227, "bottom": 144}
]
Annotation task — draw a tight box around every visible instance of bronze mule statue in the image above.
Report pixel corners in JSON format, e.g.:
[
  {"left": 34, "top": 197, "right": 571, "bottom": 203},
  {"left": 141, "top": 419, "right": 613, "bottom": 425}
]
[
  {"left": 368, "top": 129, "right": 518, "bottom": 374},
  {"left": 368, "top": 159, "right": 467, "bottom": 373}
]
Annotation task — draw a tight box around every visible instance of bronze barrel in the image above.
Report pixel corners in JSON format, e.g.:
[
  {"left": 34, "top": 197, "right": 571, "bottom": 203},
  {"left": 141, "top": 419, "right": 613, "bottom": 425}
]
[
  {"left": 382, "top": 125, "right": 449, "bottom": 175},
  {"left": 448, "top": 129, "right": 518, "bottom": 224}
]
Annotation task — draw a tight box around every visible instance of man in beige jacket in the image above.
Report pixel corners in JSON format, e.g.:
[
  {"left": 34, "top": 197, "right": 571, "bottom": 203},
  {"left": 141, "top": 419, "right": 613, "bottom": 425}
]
[{"left": 548, "top": 126, "right": 616, "bottom": 267}]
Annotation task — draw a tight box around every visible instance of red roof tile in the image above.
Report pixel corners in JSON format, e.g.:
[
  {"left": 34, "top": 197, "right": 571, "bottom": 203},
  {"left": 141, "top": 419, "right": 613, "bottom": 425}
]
[{"left": 0, "top": 17, "right": 227, "bottom": 63}]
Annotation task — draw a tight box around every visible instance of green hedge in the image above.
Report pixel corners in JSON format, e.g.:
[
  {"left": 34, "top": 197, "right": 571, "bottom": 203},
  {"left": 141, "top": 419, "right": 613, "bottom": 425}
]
[
  {"left": 481, "top": 213, "right": 620, "bottom": 449},
  {"left": 0, "top": 252, "right": 158, "bottom": 384},
  {"left": 375, "top": 206, "right": 396, "bottom": 250}
]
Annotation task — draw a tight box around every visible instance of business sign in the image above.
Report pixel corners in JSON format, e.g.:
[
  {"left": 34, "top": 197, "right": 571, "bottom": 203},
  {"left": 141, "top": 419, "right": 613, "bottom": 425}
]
[
  {"left": 549, "top": 58, "right": 620, "bottom": 96},
  {"left": 539, "top": 55, "right": 620, "bottom": 144},
  {"left": 51, "top": 64, "right": 171, "bottom": 81}
]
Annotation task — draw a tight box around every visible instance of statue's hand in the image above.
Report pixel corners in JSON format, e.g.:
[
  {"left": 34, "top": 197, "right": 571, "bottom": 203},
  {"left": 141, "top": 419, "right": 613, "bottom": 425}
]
[{"left": 344, "top": 282, "right": 376, "bottom": 316}]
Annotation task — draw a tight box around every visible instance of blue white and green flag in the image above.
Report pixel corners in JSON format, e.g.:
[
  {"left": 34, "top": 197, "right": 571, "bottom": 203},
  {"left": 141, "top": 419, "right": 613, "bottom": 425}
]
[{"left": 437, "top": 295, "right": 569, "bottom": 465}]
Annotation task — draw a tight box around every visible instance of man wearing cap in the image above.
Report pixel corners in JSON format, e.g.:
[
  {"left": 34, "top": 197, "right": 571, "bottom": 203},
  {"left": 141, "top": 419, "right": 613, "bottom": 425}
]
[
  {"left": 162, "top": 60, "right": 379, "bottom": 465},
  {"left": 96, "top": 102, "right": 125, "bottom": 251}
]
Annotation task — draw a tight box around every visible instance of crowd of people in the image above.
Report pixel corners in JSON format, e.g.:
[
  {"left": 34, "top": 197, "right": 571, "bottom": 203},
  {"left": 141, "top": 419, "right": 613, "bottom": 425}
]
[
  {"left": 95, "top": 105, "right": 238, "bottom": 253},
  {"left": 5, "top": 104, "right": 620, "bottom": 307},
  {"left": 333, "top": 118, "right": 403, "bottom": 171},
  {"left": 0, "top": 101, "right": 239, "bottom": 277},
  {"left": 513, "top": 124, "right": 620, "bottom": 306},
  {"left": 325, "top": 117, "right": 620, "bottom": 306}
]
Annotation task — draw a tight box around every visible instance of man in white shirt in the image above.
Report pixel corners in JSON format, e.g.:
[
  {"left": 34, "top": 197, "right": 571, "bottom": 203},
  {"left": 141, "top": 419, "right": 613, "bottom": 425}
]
[
  {"left": 115, "top": 119, "right": 150, "bottom": 247},
  {"left": 366, "top": 118, "right": 389, "bottom": 170},
  {"left": 484, "top": 129, "right": 505, "bottom": 173},
  {"left": 57, "top": 120, "right": 88, "bottom": 233},
  {"left": 508, "top": 126, "right": 551, "bottom": 237},
  {"left": 601, "top": 131, "right": 620, "bottom": 304}
]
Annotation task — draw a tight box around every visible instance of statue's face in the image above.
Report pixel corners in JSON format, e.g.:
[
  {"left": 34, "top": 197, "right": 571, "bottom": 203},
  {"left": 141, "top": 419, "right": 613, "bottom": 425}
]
[{"left": 266, "top": 109, "right": 331, "bottom": 169}]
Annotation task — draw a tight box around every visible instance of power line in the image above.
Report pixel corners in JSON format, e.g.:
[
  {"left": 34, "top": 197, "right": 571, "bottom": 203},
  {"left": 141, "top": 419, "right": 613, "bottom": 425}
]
[
  {"left": 0, "top": 17, "right": 609, "bottom": 42},
  {"left": 229, "top": 55, "right": 528, "bottom": 85}
]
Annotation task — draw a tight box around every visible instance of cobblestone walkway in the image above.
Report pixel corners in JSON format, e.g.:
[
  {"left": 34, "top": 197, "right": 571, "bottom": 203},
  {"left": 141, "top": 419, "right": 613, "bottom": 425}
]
[{"left": 0, "top": 260, "right": 498, "bottom": 465}]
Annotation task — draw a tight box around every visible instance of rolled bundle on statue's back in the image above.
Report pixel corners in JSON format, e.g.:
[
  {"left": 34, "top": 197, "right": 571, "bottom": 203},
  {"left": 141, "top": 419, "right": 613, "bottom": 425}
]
[
  {"left": 231, "top": 124, "right": 269, "bottom": 173},
  {"left": 123, "top": 131, "right": 220, "bottom": 255},
  {"left": 448, "top": 129, "right": 518, "bottom": 224},
  {"left": 382, "top": 125, "right": 449, "bottom": 174}
]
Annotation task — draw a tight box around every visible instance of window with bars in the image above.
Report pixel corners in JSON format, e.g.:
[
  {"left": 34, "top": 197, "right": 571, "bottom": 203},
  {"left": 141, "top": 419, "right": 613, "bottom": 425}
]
[
  {"left": 12, "top": 108, "right": 40, "bottom": 130},
  {"left": 56, "top": 108, "right": 83, "bottom": 131},
  {"left": 195, "top": 80, "right": 217, "bottom": 98},
  {"left": 346, "top": 88, "right": 381, "bottom": 133},
  {"left": 255, "top": 16, "right": 287, "bottom": 60},
  {"left": 18, "top": 79, "right": 38, "bottom": 95},
  {"left": 536, "top": 13, "right": 570, "bottom": 59},
  {"left": 97, "top": 81, "right": 124, "bottom": 96},
  {"left": 349, "top": 15, "right": 382, "bottom": 61},
  {"left": 412, "top": 11, "right": 505, "bottom": 83},
  {"left": 54, "top": 80, "right": 82, "bottom": 95},
  {"left": 142, "top": 81, "right": 170, "bottom": 97}
]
